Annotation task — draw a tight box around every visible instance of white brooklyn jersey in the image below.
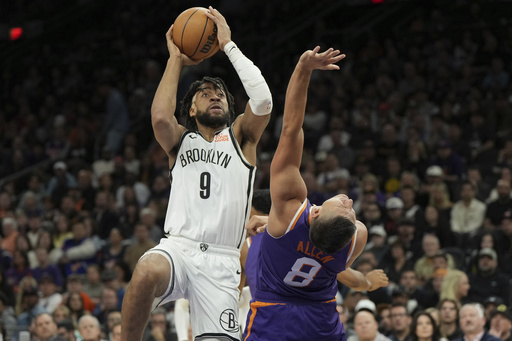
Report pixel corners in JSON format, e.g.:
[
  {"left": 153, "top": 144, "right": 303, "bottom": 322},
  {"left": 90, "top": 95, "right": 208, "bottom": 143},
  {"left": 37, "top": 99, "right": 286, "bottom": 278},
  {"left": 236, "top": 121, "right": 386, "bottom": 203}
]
[{"left": 164, "top": 126, "right": 255, "bottom": 249}]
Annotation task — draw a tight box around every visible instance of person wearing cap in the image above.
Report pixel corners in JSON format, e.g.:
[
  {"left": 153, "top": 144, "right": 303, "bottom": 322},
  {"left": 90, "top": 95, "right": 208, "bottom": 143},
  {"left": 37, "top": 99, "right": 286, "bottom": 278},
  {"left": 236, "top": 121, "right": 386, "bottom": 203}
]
[
  {"left": 46, "top": 161, "right": 78, "bottom": 205},
  {"left": 100, "top": 268, "right": 124, "bottom": 310},
  {"left": 366, "top": 225, "right": 389, "bottom": 260},
  {"left": 39, "top": 273, "right": 63, "bottom": 314},
  {"left": 489, "top": 306, "right": 512, "bottom": 341},
  {"left": 384, "top": 197, "right": 405, "bottom": 236},
  {"left": 466, "top": 248, "right": 510, "bottom": 305},
  {"left": 454, "top": 303, "right": 500, "bottom": 341}
]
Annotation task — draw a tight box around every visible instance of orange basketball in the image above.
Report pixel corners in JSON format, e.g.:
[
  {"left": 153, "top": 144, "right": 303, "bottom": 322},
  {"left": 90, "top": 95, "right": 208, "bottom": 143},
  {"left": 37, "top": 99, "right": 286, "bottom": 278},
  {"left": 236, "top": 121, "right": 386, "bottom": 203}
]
[{"left": 172, "top": 7, "right": 220, "bottom": 60}]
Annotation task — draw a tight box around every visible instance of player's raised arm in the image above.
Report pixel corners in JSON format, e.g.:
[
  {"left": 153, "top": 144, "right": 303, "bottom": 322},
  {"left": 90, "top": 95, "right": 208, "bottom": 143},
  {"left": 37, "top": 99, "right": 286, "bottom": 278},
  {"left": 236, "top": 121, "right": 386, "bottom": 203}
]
[
  {"left": 206, "top": 6, "right": 272, "bottom": 163},
  {"left": 269, "top": 47, "right": 345, "bottom": 232},
  {"left": 151, "top": 26, "right": 198, "bottom": 158}
]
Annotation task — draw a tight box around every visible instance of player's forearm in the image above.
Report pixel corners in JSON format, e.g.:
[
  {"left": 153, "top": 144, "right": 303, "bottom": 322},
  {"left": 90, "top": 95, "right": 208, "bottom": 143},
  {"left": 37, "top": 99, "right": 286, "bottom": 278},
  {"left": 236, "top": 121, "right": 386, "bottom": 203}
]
[
  {"left": 151, "top": 56, "right": 182, "bottom": 122},
  {"left": 224, "top": 42, "right": 272, "bottom": 116},
  {"left": 282, "top": 63, "right": 311, "bottom": 134},
  {"left": 337, "top": 268, "right": 372, "bottom": 292}
]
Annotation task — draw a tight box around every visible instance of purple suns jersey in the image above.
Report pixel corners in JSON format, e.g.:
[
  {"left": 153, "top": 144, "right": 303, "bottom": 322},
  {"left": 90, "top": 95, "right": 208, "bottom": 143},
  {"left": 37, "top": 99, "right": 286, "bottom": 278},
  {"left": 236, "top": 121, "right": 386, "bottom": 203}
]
[
  {"left": 255, "top": 199, "right": 356, "bottom": 303},
  {"left": 245, "top": 233, "right": 263, "bottom": 294}
]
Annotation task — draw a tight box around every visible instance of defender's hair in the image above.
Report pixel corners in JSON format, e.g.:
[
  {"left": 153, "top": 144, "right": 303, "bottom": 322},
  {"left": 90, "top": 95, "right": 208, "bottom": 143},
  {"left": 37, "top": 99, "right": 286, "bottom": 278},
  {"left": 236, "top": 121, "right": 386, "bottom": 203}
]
[
  {"left": 310, "top": 215, "right": 356, "bottom": 254},
  {"left": 179, "top": 76, "right": 236, "bottom": 131},
  {"left": 252, "top": 189, "right": 271, "bottom": 215}
]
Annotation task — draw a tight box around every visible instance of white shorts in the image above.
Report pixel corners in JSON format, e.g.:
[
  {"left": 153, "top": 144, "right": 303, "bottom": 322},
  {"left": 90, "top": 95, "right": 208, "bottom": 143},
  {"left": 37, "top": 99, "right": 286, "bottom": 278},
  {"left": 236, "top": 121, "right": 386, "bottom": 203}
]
[{"left": 142, "top": 236, "right": 242, "bottom": 340}]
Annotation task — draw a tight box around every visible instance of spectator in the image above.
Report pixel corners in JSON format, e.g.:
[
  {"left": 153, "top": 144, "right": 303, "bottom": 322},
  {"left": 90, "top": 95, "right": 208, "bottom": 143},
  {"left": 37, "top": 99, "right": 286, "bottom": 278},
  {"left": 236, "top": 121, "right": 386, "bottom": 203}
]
[
  {"left": 104, "top": 310, "right": 121, "bottom": 341},
  {"left": 60, "top": 220, "right": 96, "bottom": 276},
  {"left": 53, "top": 214, "right": 73, "bottom": 249},
  {"left": 57, "top": 319, "right": 78, "bottom": 341},
  {"left": 1, "top": 217, "right": 19, "bottom": 255},
  {"left": 123, "top": 223, "right": 156, "bottom": 272},
  {"left": 488, "top": 307, "right": 512, "bottom": 341},
  {"left": 142, "top": 307, "right": 177, "bottom": 341},
  {"left": 414, "top": 235, "right": 455, "bottom": 284},
  {"left": 438, "top": 299, "right": 462, "bottom": 341},
  {"left": 82, "top": 265, "right": 104, "bottom": 306},
  {"left": 439, "top": 270, "right": 470, "bottom": 306},
  {"left": 92, "top": 191, "right": 119, "bottom": 240},
  {"left": 0, "top": 293, "right": 17, "bottom": 341},
  {"left": 100, "top": 269, "right": 124, "bottom": 310},
  {"left": 92, "top": 149, "right": 115, "bottom": 181},
  {"left": 65, "top": 291, "right": 91, "bottom": 329},
  {"left": 34, "top": 312, "right": 66, "bottom": 341},
  {"left": 384, "top": 197, "right": 405, "bottom": 236},
  {"left": 389, "top": 303, "right": 412, "bottom": 341},
  {"left": 454, "top": 303, "right": 500, "bottom": 341},
  {"left": 484, "top": 180, "right": 512, "bottom": 229},
  {"left": 97, "top": 77, "right": 130, "bottom": 156},
  {"left": 16, "top": 280, "right": 47, "bottom": 327},
  {"left": 97, "top": 228, "right": 127, "bottom": 270},
  {"left": 46, "top": 161, "right": 77, "bottom": 206},
  {"left": 450, "top": 181, "right": 486, "bottom": 242},
  {"left": 377, "top": 304, "right": 393, "bottom": 337},
  {"left": 139, "top": 207, "right": 163, "bottom": 244},
  {"left": 32, "top": 245, "right": 64, "bottom": 287},
  {"left": 349, "top": 308, "right": 392, "bottom": 341},
  {"left": 6, "top": 250, "right": 32, "bottom": 289},
  {"left": 495, "top": 208, "right": 512, "bottom": 276},
  {"left": 63, "top": 274, "right": 96, "bottom": 316},
  {"left": 92, "top": 287, "right": 119, "bottom": 326},
  {"left": 111, "top": 322, "right": 121, "bottom": 341},
  {"left": 466, "top": 248, "right": 510, "bottom": 304},
  {"left": 365, "top": 225, "right": 389, "bottom": 264},
  {"left": 379, "top": 239, "right": 415, "bottom": 286},
  {"left": 418, "top": 206, "right": 455, "bottom": 248},
  {"left": 410, "top": 311, "right": 443, "bottom": 341},
  {"left": 78, "top": 315, "right": 103, "bottom": 341},
  {"left": 38, "top": 274, "right": 63, "bottom": 314}
]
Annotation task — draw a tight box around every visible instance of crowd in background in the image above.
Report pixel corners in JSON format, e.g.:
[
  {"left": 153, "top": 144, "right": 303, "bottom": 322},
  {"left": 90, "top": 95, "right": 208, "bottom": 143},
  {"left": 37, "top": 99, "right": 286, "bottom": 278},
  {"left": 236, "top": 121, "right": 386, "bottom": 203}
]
[{"left": 1, "top": 0, "right": 512, "bottom": 341}]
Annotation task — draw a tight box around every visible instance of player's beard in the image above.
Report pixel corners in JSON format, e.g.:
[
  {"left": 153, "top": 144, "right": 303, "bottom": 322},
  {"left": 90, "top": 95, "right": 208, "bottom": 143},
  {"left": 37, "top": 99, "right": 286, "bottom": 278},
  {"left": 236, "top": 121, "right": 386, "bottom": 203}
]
[{"left": 196, "top": 108, "right": 230, "bottom": 129}]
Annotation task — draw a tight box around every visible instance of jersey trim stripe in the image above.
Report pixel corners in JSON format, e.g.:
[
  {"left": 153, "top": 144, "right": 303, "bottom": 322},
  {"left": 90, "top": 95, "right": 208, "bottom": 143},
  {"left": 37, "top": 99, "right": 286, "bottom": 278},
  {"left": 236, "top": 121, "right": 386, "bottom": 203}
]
[
  {"left": 237, "top": 166, "right": 254, "bottom": 249},
  {"left": 286, "top": 199, "right": 308, "bottom": 233},
  {"left": 346, "top": 227, "right": 358, "bottom": 264},
  {"left": 228, "top": 124, "right": 254, "bottom": 170},
  {"left": 149, "top": 249, "right": 175, "bottom": 309},
  {"left": 244, "top": 301, "right": 286, "bottom": 341},
  {"left": 168, "top": 130, "right": 192, "bottom": 179},
  {"left": 196, "top": 333, "right": 240, "bottom": 341}
]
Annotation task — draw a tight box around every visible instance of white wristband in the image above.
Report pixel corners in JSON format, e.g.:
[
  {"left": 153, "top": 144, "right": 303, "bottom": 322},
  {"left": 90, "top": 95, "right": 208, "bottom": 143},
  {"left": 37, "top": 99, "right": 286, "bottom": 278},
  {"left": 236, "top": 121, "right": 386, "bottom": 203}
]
[{"left": 224, "top": 41, "right": 272, "bottom": 116}]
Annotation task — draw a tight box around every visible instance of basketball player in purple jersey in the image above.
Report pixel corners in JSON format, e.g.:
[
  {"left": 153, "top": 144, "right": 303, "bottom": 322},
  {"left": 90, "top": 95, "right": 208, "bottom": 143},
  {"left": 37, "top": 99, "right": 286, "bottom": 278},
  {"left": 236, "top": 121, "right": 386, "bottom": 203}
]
[{"left": 242, "top": 47, "right": 388, "bottom": 341}]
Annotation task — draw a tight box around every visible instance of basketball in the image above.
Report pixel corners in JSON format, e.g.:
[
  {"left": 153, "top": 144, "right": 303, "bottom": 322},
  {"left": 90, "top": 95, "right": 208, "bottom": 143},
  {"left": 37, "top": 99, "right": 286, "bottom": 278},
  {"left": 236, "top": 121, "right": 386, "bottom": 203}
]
[{"left": 172, "top": 7, "right": 220, "bottom": 60}]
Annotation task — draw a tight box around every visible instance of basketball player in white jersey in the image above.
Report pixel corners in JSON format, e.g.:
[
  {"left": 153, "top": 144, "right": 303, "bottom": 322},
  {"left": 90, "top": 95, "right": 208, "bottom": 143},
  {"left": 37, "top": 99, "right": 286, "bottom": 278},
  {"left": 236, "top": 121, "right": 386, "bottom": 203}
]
[{"left": 121, "top": 6, "right": 272, "bottom": 341}]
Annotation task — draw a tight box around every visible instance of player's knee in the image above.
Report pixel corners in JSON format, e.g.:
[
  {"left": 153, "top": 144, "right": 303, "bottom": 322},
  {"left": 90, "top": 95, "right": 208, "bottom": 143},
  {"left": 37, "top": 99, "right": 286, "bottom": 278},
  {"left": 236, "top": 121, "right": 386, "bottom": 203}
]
[{"left": 131, "top": 253, "right": 171, "bottom": 289}]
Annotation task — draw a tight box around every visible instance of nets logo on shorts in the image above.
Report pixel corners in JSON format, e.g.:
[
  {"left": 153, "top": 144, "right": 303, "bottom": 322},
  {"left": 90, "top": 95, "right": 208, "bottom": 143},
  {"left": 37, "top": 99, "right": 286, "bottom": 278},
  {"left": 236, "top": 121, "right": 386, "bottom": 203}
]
[
  {"left": 200, "top": 243, "right": 209, "bottom": 252},
  {"left": 219, "top": 309, "right": 239, "bottom": 333}
]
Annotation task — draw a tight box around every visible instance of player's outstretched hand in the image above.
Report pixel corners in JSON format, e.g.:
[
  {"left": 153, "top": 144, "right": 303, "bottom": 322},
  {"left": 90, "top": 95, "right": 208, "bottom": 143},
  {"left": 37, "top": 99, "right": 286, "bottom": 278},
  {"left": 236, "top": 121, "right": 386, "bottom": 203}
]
[
  {"left": 166, "top": 25, "right": 203, "bottom": 66},
  {"left": 366, "top": 269, "right": 389, "bottom": 291},
  {"left": 245, "top": 215, "right": 268, "bottom": 236},
  {"left": 205, "top": 6, "right": 231, "bottom": 50},
  {"left": 298, "top": 46, "right": 345, "bottom": 72}
]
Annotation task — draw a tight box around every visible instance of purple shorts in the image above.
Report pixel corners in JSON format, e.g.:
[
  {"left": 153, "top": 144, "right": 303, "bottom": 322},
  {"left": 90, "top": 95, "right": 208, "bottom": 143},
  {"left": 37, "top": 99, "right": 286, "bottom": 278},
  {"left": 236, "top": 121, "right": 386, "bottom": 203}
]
[{"left": 243, "top": 299, "right": 346, "bottom": 341}]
